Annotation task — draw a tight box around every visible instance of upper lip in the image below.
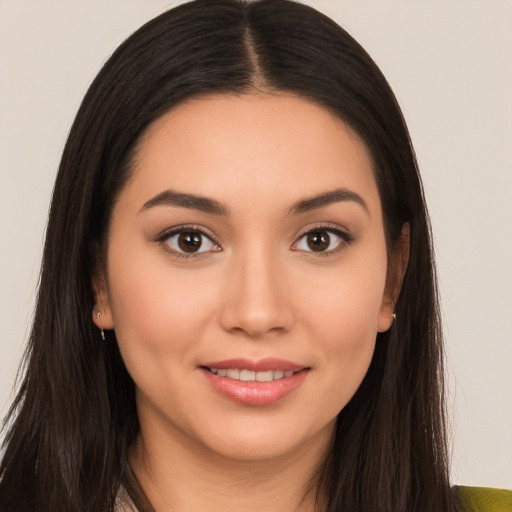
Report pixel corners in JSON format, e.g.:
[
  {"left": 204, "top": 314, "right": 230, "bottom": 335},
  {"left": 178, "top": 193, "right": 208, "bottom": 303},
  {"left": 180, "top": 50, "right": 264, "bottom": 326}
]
[{"left": 201, "top": 358, "right": 307, "bottom": 372}]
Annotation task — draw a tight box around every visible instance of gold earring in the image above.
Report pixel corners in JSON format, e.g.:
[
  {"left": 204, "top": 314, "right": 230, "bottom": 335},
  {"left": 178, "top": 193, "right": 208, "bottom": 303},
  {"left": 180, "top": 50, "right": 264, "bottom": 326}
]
[
  {"left": 96, "top": 311, "right": 101, "bottom": 319},
  {"left": 101, "top": 329, "right": 105, "bottom": 341},
  {"left": 392, "top": 313, "right": 397, "bottom": 321}
]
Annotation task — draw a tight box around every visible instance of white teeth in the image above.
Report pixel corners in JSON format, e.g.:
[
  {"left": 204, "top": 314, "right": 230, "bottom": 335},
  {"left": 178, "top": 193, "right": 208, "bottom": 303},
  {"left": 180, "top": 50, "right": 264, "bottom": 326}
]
[
  {"left": 239, "top": 369, "right": 255, "bottom": 381},
  {"left": 256, "top": 370, "right": 274, "bottom": 382},
  {"left": 226, "top": 368, "right": 240, "bottom": 379},
  {"left": 209, "top": 368, "right": 298, "bottom": 381}
]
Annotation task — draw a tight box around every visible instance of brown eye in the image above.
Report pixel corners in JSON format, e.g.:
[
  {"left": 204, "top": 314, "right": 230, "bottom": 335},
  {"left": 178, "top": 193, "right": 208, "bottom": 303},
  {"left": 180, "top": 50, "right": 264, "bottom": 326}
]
[
  {"left": 294, "top": 228, "right": 348, "bottom": 254},
  {"left": 164, "top": 229, "right": 218, "bottom": 255},
  {"left": 306, "top": 231, "right": 330, "bottom": 252},
  {"left": 178, "top": 231, "right": 202, "bottom": 252}
]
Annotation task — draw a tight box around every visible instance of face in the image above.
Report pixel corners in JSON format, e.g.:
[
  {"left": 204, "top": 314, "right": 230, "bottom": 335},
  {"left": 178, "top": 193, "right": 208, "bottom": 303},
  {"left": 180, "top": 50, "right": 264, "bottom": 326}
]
[{"left": 94, "top": 94, "right": 398, "bottom": 463}]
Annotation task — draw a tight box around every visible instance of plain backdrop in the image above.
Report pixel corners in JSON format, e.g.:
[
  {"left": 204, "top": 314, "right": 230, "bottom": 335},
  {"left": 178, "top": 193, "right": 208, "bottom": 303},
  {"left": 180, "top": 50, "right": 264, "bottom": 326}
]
[{"left": 0, "top": 0, "right": 511, "bottom": 489}]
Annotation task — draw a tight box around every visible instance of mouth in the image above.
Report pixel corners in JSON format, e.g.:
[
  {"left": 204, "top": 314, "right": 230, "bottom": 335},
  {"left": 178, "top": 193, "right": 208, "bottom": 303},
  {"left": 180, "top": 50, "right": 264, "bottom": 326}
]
[
  {"left": 200, "top": 358, "right": 310, "bottom": 406},
  {"left": 205, "top": 368, "right": 297, "bottom": 382}
]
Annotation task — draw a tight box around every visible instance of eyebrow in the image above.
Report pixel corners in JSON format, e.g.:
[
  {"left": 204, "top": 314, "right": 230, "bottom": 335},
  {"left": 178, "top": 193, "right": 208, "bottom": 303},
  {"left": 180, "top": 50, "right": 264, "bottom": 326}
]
[
  {"left": 139, "top": 187, "right": 369, "bottom": 217},
  {"left": 289, "top": 188, "right": 370, "bottom": 215},
  {"left": 139, "top": 190, "right": 228, "bottom": 216}
]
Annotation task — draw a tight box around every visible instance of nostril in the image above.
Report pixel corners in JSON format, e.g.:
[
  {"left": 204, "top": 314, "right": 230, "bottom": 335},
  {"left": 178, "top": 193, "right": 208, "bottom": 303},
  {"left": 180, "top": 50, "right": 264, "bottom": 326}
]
[
  {"left": 218, "top": 268, "right": 295, "bottom": 337},
  {"left": 228, "top": 324, "right": 288, "bottom": 339}
]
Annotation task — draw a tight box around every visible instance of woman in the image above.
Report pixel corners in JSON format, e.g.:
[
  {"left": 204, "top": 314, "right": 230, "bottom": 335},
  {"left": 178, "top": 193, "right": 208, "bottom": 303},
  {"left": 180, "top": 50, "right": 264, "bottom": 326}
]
[{"left": 0, "top": 1, "right": 509, "bottom": 511}]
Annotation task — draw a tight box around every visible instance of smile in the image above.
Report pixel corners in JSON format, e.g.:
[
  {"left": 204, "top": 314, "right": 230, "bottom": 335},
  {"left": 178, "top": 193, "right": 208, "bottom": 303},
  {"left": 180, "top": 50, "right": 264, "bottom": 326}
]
[
  {"left": 201, "top": 358, "right": 310, "bottom": 406},
  {"left": 207, "top": 368, "right": 296, "bottom": 382}
]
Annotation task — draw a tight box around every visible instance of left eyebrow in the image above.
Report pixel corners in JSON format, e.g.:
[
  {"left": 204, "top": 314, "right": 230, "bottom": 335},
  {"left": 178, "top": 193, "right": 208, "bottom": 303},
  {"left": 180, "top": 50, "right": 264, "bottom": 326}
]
[
  {"left": 288, "top": 188, "right": 370, "bottom": 216},
  {"left": 139, "top": 190, "right": 228, "bottom": 216}
]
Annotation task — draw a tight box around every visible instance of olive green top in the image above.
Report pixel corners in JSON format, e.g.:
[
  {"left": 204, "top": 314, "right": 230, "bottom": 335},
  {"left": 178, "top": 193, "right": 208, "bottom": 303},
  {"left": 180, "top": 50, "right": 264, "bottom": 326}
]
[
  {"left": 114, "top": 485, "right": 512, "bottom": 511},
  {"left": 454, "top": 486, "right": 512, "bottom": 512}
]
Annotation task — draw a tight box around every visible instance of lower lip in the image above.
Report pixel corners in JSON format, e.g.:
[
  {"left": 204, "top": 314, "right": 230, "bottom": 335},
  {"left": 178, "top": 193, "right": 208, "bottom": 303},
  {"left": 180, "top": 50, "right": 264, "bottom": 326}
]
[{"left": 201, "top": 368, "right": 309, "bottom": 406}]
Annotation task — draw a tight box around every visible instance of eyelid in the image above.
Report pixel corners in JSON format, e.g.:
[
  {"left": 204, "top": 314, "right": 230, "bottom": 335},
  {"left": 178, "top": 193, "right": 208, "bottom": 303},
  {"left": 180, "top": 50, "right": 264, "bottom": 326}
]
[
  {"left": 155, "top": 224, "right": 221, "bottom": 258},
  {"left": 292, "top": 223, "right": 355, "bottom": 253}
]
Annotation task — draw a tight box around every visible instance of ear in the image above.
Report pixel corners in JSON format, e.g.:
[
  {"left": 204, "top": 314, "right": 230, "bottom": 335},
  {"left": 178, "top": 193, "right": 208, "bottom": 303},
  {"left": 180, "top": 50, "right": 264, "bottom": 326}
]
[
  {"left": 377, "top": 223, "right": 410, "bottom": 333},
  {"left": 92, "top": 266, "right": 114, "bottom": 330}
]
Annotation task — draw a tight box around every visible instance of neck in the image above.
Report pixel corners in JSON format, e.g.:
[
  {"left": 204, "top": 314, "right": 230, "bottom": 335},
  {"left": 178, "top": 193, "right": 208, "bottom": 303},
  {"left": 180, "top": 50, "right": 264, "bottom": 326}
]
[{"left": 130, "top": 418, "right": 333, "bottom": 512}]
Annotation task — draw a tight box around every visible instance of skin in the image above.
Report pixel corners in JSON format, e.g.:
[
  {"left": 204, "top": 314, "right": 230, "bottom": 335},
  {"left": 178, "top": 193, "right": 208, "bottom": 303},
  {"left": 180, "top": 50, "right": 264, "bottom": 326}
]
[{"left": 93, "top": 93, "right": 406, "bottom": 511}]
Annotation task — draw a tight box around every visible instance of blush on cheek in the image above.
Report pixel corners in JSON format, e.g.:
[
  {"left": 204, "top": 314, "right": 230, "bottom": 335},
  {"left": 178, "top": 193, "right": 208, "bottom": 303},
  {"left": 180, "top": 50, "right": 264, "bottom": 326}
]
[
  {"left": 312, "top": 290, "right": 384, "bottom": 340},
  {"left": 108, "top": 264, "right": 185, "bottom": 331},
  {"left": 325, "top": 322, "right": 376, "bottom": 371},
  {"left": 319, "top": 337, "right": 376, "bottom": 423},
  {"left": 311, "top": 286, "right": 381, "bottom": 389}
]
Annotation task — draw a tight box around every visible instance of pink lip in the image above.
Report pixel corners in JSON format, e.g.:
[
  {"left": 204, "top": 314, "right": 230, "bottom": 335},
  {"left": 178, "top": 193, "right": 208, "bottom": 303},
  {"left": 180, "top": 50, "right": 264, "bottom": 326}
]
[
  {"left": 202, "top": 358, "right": 305, "bottom": 372},
  {"left": 200, "top": 358, "right": 309, "bottom": 406}
]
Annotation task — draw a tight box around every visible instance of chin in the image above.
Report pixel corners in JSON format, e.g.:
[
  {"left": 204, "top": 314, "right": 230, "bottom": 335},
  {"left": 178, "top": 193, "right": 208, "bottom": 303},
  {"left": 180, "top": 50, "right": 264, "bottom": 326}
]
[{"left": 195, "top": 415, "right": 336, "bottom": 464}]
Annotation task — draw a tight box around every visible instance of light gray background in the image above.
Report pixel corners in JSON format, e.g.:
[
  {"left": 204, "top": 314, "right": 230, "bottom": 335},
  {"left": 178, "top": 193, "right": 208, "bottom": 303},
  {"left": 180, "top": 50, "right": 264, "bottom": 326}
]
[{"left": 1, "top": 0, "right": 511, "bottom": 488}]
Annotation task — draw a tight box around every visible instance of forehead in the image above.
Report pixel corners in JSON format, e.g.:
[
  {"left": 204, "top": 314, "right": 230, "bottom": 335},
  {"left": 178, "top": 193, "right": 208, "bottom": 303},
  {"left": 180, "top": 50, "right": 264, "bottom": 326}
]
[{"left": 125, "top": 93, "right": 380, "bottom": 216}]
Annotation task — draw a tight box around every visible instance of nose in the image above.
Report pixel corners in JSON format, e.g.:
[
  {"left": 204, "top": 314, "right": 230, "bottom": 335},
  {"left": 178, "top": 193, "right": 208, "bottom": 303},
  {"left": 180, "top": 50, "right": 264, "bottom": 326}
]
[{"left": 219, "top": 247, "right": 294, "bottom": 339}]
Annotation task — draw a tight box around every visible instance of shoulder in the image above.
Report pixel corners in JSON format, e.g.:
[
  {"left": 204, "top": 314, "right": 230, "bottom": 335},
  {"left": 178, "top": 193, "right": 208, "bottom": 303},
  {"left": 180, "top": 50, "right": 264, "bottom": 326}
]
[
  {"left": 453, "top": 486, "right": 512, "bottom": 512},
  {"left": 115, "top": 486, "right": 138, "bottom": 512}
]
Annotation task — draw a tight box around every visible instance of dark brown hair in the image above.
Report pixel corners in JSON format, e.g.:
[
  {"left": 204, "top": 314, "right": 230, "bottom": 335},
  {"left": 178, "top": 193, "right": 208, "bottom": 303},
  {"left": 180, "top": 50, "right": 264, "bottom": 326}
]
[{"left": 0, "top": 1, "right": 456, "bottom": 511}]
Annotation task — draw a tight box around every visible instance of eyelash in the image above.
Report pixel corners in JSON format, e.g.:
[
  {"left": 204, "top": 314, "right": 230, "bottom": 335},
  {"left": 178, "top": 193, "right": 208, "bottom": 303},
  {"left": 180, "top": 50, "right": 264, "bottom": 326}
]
[
  {"left": 156, "top": 225, "right": 220, "bottom": 259},
  {"left": 293, "top": 223, "right": 355, "bottom": 256},
  {"left": 155, "top": 223, "right": 354, "bottom": 259}
]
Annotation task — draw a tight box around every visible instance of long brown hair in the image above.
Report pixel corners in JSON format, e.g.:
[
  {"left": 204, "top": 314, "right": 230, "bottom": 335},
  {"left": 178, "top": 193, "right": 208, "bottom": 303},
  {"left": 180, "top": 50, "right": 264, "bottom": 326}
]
[{"left": 1, "top": 1, "right": 456, "bottom": 510}]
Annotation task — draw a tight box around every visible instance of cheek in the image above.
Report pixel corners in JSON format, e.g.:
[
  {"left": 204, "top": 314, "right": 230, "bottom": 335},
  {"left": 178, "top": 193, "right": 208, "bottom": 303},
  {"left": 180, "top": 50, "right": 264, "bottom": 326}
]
[
  {"left": 298, "top": 251, "right": 387, "bottom": 404},
  {"left": 312, "top": 284, "right": 379, "bottom": 376},
  {"left": 303, "top": 253, "right": 388, "bottom": 340},
  {"left": 307, "top": 295, "right": 378, "bottom": 417},
  {"left": 106, "top": 248, "right": 217, "bottom": 365}
]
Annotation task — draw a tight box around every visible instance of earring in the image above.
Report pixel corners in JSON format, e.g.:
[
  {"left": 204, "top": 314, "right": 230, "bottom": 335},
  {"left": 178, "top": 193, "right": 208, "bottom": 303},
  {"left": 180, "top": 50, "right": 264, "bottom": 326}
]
[
  {"left": 96, "top": 311, "right": 101, "bottom": 319},
  {"left": 101, "top": 329, "right": 105, "bottom": 341},
  {"left": 392, "top": 313, "right": 397, "bottom": 321}
]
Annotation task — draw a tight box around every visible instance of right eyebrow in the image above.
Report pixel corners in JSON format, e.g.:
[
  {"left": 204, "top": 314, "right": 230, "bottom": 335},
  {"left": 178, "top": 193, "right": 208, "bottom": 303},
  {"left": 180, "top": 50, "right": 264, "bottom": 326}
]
[
  {"left": 139, "top": 190, "right": 229, "bottom": 216},
  {"left": 288, "top": 188, "right": 370, "bottom": 216}
]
